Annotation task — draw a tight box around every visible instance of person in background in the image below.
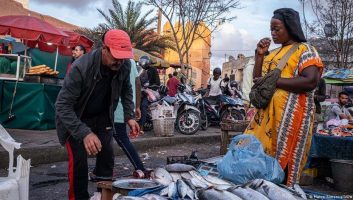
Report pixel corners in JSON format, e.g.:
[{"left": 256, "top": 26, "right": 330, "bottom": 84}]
[
  {"left": 167, "top": 71, "right": 180, "bottom": 97},
  {"left": 242, "top": 58, "right": 255, "bottom": 106},
  {"left": 66, "top": 45, "right": 87, "bottom": 74},
  {"left": 221, "top": 76, "right": 232, "bottom": 96},
  {"left": 245, "top": 8, "right": 323, "bottom": 186},
  {"left": 138, "top": 55, "right": 160, "bottom": 134},
  {"left": 313, "top": 78, "right": 326, "bottom": 132},
  {"left": 207, "top": 67, "right": 223, "bottom": 97},
  {"left": 168, "top": 73, "right": 172, "bottom": 80},
  {"left": 7, "top": 42, "right": 13, "bottom": 54},
  {"left": 112, "top": 59, "right": 146, "bottom": 175},
  {"left": 55, "top": 29, "right": 139, "bottom": 200},
  {"left": 326, "top": 91, "right": 353, "bottom": 125}
]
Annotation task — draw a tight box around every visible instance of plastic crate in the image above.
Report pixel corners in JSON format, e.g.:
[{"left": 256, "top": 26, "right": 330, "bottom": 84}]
[{"left": 152, "top": 117, "right": 175, "bottom": 137}]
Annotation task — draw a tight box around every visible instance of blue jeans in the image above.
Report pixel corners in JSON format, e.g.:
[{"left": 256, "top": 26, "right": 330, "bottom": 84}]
[
  {"left": 139, "top": 97, "right": 149, "bottom": 127},
  {"left": 113, "top": 123, "right": 145, "bottom": 171}
]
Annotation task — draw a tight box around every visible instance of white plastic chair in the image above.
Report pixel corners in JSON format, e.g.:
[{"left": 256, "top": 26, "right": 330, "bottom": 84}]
[{"left": 0, "top": 124, "right": 31, "bottom": 200}]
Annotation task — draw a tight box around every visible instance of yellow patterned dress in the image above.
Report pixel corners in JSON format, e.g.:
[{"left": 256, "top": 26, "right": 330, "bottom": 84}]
[{"left": 245, "top": 43, "right": 323, "bottom": 186}]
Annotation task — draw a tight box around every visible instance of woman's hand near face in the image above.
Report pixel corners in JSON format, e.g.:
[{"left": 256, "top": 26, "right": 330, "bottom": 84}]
[{"left": 256, "top": 38, "right": 271, "bottom": 55}]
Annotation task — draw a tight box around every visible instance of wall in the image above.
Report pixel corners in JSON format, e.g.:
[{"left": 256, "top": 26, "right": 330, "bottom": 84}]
[{"left": 163, "top": 22, "right": 211, "bottom": 88}]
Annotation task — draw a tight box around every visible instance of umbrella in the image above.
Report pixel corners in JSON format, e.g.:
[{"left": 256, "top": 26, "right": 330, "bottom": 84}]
[
  {"left": 33, "top": 30, "right": 94, "bottom": 56},
  {"left": 0, "top": 15, "right": 68, "bottom": 45}
]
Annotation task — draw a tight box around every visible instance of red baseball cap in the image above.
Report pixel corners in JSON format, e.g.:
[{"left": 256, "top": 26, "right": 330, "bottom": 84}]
[{"left": 104, "top": 29, "right": 133, "bottom": 59}]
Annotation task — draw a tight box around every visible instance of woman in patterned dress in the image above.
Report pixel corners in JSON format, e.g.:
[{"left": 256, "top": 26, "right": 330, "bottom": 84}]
[{"left": 245, "top": 8, "right": 323, "bottom": 186}]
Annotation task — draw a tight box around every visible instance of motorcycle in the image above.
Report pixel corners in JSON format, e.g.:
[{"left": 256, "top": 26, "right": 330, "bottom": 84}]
[
  {"left": 195, "top": 88, "right": 245, "bottom": 130},
  {"left": 173, "top": 84, "right": 201, "bottom": 135}
]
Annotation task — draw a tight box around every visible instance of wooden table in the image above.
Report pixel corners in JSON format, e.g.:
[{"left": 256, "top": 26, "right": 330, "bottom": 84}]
[
  {"left": 219, "top": 120, "right": 249, "bottom": 155},
  {"left": 97, "top": 181, "right": 131, "bottom": 200}
]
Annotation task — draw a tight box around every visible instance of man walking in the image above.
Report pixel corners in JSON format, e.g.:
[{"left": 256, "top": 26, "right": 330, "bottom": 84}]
[
  {"left": 55, "top": 29, "right": 139, "bottom": 200},
  {"left": 167, "top": 71, "right": 179, "bottom": 97}
]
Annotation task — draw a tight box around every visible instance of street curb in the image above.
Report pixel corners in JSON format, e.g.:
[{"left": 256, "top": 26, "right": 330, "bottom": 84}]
[{"left": 0, "top": 133, "right": 221, "bottom": 168}]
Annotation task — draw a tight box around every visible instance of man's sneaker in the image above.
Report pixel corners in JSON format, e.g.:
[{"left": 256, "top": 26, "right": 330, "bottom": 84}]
[{"left": 88, "top": 172, "right": 112, "bottom": 182}]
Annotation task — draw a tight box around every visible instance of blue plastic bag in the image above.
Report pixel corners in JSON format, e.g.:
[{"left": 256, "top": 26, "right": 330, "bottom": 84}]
[{"left": 217, "top": 134, "right": 284, "bottom": 184}]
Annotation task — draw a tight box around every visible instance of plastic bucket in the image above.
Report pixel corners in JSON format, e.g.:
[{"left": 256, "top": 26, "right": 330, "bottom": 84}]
[{"left": 330, "top": 159, "right": 353, "bottom": 192}]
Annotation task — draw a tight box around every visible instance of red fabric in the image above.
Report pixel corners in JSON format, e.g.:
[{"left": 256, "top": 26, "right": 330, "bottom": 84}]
[
  {"left": 0, "top": 15, "right": 68, "bottom": 45},
  {"left": 66, "top": 142, "right": 75, "bottom": 200},
  {"left": 167, "top": 77, "right": 179, "bottom": 97}
]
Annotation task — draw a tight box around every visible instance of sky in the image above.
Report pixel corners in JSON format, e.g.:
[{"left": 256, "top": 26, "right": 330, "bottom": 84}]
[{"left": 29, "top": 0, "right": 316, "bottom": 69}]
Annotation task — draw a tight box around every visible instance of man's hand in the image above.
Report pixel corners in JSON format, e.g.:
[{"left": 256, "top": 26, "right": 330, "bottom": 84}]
[
  {"left": 127, "top": 119, "right": 140, "bottom": 138},
  {"left": 83, "top": 133, "right": 102, "bottom": 156},
  {"left": 135, "top": 108, "right": 141, "bottom": 120}
]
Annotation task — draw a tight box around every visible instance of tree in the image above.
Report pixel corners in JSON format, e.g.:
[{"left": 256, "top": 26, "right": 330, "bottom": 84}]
[
  {"left": 306, "top": 0, "right": 353, "bottom": 68},
  {"left": 76, "top": 0, "right": 175, "bottom": 57},
  {"left": 145, "top": 0, "right": 241, "bottom": 73}
]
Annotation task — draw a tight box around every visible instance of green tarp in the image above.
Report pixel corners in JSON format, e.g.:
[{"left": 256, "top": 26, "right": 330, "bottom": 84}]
[
  {"left": 324, "top": 78, "right": 353, "bottom": 86},
  {"left": 29, "top": 48, "right": 71, "bottom": 79},
  {"left": 0, "top": 81, "right": 61, "bottom": 130}
]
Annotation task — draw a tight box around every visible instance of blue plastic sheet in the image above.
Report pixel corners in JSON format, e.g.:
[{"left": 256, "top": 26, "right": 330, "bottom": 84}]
[
  {"left": 127, "top": 185, "right": 165, "bottom": 197},
  {"left": 217, "top": 134, "right": 284, "bottom": 185}
]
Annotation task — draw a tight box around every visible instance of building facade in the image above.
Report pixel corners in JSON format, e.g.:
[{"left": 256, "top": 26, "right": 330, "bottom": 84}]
[
  {"left": 163, "top": 22, "right": 211, "bottom": 88},
  {"left": 222, "top": 54, "right": 253, "bottom": 84}
]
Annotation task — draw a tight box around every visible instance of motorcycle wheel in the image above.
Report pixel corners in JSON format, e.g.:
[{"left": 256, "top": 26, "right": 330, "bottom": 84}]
[
  {"left": 177, "top": 110, "right": 201, "bottom": 135},
  {"left": 220, "top": 109, "right": 245, "bottom": 122}
]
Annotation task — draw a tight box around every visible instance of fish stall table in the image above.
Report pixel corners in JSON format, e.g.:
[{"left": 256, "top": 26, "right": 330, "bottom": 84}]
[
  {"left": 219, "top": 120, "right": 249, "bottom": 155},
  {"left": 97, "top": 181, "right": 114, "bottom": 200},
  {"left": 309, "top": 133, "right": 353, "bottom": 161}
]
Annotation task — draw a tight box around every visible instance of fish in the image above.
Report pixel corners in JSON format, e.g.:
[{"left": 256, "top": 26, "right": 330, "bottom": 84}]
[
  {"left": 227, "top": 186, "right": 269, "bottom": 200},
  {"left": 190, "top": 177, "right": 209, "bottom": 189},
  {"left": 213, "top": 184, "right": 234, "bottom": 190},
  {"left": 170, "top": 172, "right": 182, "bottom": 182},
  {"left": 203, "top": 175, "right": 234, "bottom": 186},
  {"left": 189, "top": 170, "right": 213, "bottom": 188},
  {"left": 186, "top": 186, "right": 196, "bottom": 200},
  {"left": 154, "top": 168, "right": 173, "bottom": 186},
  {"left": 181, "top": 172, "right": 193, "bottom": 180},
  {"left": 165, "top": 163, "right": 196, "bottom": 172},
  {"left": 278, "top": 184, "right": 307, "bottom": 199},
  {"left": 197, "top": 189, "right": 242, "bottom": 200},
  {"left": 159, "top": 186, "right": 169, "bottom": 196},
  {"left": 142, "top": 194, "right": 168, "bottom": 200},
  {"left": 168, "top": 181, "right": 178, "bottom": 199},
  {"left": 246, "top": 179, "right": 302, "bottom": 200},
  {"left": 183, "top": 178, "right": 196, "bottom": 190},
  {"left": 177, "top": 179, "right": 189, "bottom": 199}
]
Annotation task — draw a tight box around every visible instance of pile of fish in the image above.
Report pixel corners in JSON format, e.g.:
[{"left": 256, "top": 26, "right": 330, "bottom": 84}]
[{"left": 113, "top": 163, "right": 307, "bottom": 200}]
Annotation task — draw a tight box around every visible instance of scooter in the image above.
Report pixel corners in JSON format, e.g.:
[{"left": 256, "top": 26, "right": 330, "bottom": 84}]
[
  {"left": 174, "top": 84, "right": 201, "bottom": 135},
  {"left": 195, "top": 88, "right": 245, "bottom": 130}
]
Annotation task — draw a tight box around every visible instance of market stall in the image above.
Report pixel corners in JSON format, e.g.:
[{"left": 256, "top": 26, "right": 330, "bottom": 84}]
[
  {"left": 306, "top": 74, "right": 353, "bottom": 192},
  {"left": 0, "top": 15, "right": 93, "bottom": 130}
]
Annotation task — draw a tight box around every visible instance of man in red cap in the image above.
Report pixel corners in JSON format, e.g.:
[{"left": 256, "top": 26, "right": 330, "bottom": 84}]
[{"left": 55, "top": 29, "right": 139, "bottom": 200}]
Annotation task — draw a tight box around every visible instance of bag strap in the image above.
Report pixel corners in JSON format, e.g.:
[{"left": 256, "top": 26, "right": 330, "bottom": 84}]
[{"left": 276, "top": 43, "right": 300, "bottom": 71}]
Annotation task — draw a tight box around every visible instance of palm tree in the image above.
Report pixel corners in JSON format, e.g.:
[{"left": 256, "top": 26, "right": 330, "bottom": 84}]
[{"left": 76, "top": 0, "right": 174, "bottom": 57}]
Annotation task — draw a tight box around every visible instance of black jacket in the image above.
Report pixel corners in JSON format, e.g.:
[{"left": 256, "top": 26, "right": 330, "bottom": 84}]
[{"left": 55, "top": 48, "right": 134, "bottom": 145}]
